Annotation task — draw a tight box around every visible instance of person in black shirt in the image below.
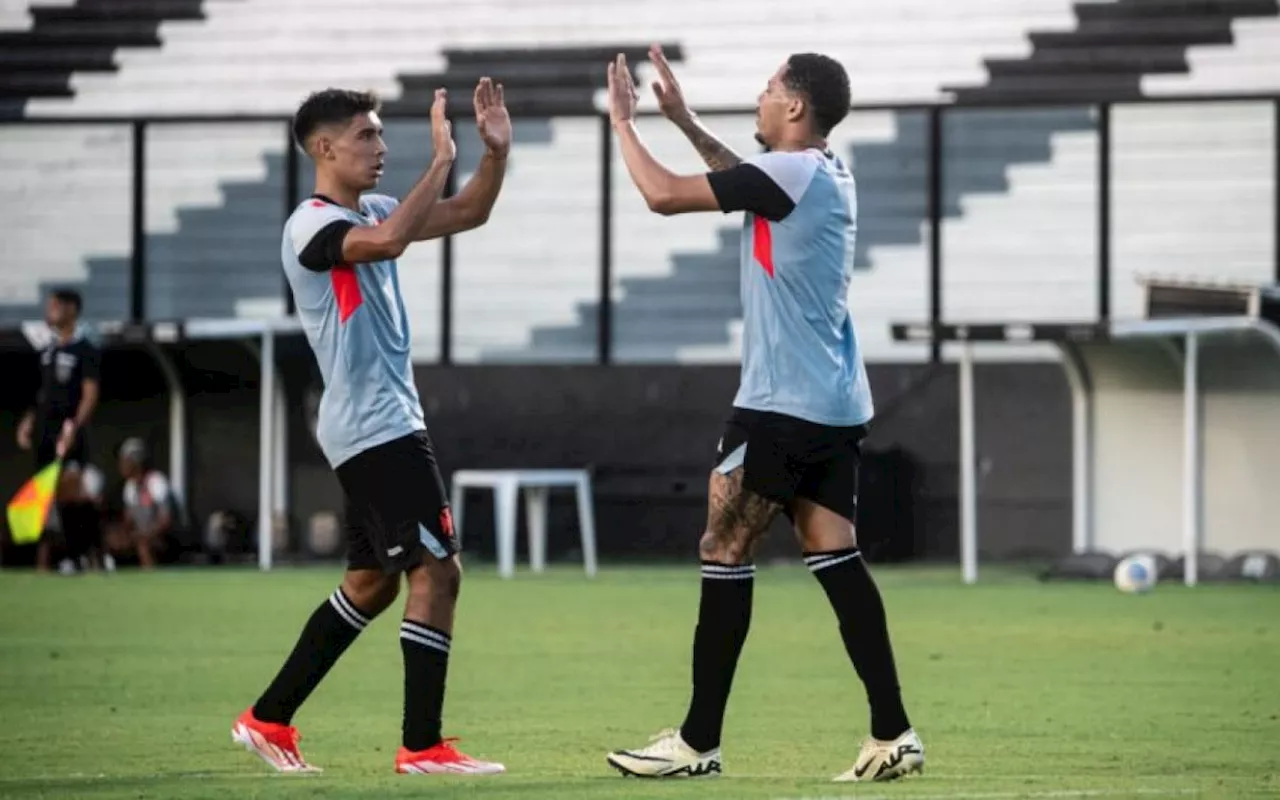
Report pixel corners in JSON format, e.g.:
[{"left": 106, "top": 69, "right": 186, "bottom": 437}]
[{"left": 15, "top": 289, "right": 102, "bottom": 572}]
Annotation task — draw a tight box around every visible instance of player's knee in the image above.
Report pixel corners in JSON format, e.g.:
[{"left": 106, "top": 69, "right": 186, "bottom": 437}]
[
  {"left": 407, "top": 556, "right": 462, "bottom": 604},
  {"left": 368, "top": 577, "right": 401, "bottom": 616},
  {"left": 430, "top": 557, "right": 463, "bottom": 603},
  {"left": 342, "top": 572, "right": 399, "bottom": 617},
  {"left": 699, "top": 528, "right": 751, "bottom": 565}
]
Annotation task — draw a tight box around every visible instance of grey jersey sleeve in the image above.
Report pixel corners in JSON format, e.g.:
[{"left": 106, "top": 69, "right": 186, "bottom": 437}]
[{"left": 362, "top": 194, "right": 401, "bottom": 221}]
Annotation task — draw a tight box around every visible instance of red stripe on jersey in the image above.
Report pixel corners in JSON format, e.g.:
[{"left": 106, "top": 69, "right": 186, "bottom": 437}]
[
  {"left": 310, "top": 200, "right": 326, "bottom": 208},
  {"left": 331, "top": 265, "right": 363, "bottom": 322},
  {"left": 752, "top": 216, "right": 775, "bottom": 278}
]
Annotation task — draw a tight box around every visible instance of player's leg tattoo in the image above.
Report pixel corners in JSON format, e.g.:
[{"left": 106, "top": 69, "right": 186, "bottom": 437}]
[
  {"left": 796, "top": 499, "right": 911, "bottom": 742},
  {"left": 701, "top": 467, "right": 783, "bottom": 564},
  {"left": 679, "top": 468, "right": 782, "bottom": 753}
]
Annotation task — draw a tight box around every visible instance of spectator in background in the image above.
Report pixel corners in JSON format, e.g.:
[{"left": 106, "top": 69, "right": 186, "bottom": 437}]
[
  {"left": 68, "top": 460, "right": 110, "bottom": 573},
  {"left": 105, "top": 438, "right": 174, "bottom": 569},
  {"left": 15, "top": 288, "right": 101, "bottom": 572},
  {"left": 41, "top": 461, "right": 110, "bottom": 574}
]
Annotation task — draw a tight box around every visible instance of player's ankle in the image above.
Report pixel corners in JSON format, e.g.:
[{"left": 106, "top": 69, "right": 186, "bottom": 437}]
[
  {"left": 249, "top": 704, "right": 290, "bottom": 726},
  {"left": 678, "top": 725, "right": 718, "bottom": 754},
  {"left": 870, "top": 710, "right": 911, "bottom": 742},
  {"left": 402, "top": 735, "right": 443, "bottom": 752}
]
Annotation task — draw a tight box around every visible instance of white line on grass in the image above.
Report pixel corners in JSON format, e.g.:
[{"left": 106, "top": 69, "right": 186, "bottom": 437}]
[
  {"left": 0, "top": 776, "right": 1210, "bottom": 797},
  {"left": 778, "top": 789, "right": 1200, "bottom": 800},
  {"left": 0, "top": 772, "right": 289, "bottom": 783}
]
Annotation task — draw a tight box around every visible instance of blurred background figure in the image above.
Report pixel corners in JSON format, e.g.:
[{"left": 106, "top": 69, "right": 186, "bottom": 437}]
[
  {"left": 14, "top": 289, "right": 101, "bottom": 573},
  {"left": 40, "top": 460, "right": 107, "bottom": 575},
  {"left": 104, "top": 437, "right": 175, "bottom": 570}
]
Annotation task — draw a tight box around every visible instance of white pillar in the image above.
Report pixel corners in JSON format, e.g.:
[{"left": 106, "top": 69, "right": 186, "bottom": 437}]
[
  {"left": 258, "top": 329, "right": 275, "bottom": 572},
  {"left": 1058, "top": 344, "right": 1094, "bottom": 554},
  {"left": 273, "top": 384, "right": 288, "bottom": 530},
  {"left": 959, "top": 342, "right": 978, "bottom": 585},
  {"left": 169, "top": 390, "right": 186, "bottom": 506},
  {"left": 1182, "top": 332, "right": 1202, "bottom": 587},
  {"left": 146, "top": 342, "right": 186, "bottom": 509}
]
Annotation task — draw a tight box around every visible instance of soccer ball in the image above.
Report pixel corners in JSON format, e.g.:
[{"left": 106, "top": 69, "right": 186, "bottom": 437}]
[{"left": 1113, "top": 554, "right": 1158, "bottom": 593}]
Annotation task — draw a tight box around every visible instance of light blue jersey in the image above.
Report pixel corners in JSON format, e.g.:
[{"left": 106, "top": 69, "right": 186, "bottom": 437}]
[
  {"left": 281, "top": 194, "right": 425, "bottom": 468},
  {"left": 712, "top": 149, "right": 873, "bottom": 427}
]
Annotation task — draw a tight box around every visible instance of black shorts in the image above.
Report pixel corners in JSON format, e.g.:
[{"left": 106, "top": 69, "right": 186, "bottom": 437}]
[
  {"left": 335, "top": 430, "right": 458, "bottom": 574},
  {"left": 713, "top": 408, "right": 868, "bottom": 522}
]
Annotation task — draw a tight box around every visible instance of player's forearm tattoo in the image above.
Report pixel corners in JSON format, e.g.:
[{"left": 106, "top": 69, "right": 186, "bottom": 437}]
[{"left": 677, "top": 115, "right": 742, "bottom": 171}]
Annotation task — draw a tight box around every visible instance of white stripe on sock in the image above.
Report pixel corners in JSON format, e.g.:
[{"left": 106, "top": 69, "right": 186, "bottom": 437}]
[
  {"left": 400, "top": 620, "right": 451, "bottom": 648},
  {"left": 330, "top": 589, "right": 370, "bottom": 627},
  {"left": 400, "top": 629, "right": 451, "bottom": 654},
  {"left": 803, "top": 551, "right": 859, "bottom": 564},
  {"left": 701, "top": 564, "right": 755, "bottom": 574},
  {"left": 807, "top": 552, "right": 862, "bottom": 572},
  {"left": 803, "top": 550, "right": 860, "bottom": 563},
  {"left": 328, "top": 592, "right": 367, "bottom": 631},
  {"left": 701, "top": 566, "right": 755, "bottom": 580}
]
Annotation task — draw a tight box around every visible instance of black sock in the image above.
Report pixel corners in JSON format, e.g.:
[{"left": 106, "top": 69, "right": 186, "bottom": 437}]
[
  {"left": 401, "top": 620, "right": 451, "bottom": 751},
  {"left": 57, "top": 501, "right": 95, "bottom": 561},
  {"left": 253, "top": 588, "right": 370, "bottom": 724},
  {"left": 806, "top": 548, "right": 911, "bottom": 741},
  {"left": 679, "top": 562, "right": 754, "bottom": 753}
]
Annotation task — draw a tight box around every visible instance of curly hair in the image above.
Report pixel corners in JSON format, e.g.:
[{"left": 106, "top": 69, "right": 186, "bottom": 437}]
[{"left": 783, "top": 53, "right": 852, "bottom": 137}]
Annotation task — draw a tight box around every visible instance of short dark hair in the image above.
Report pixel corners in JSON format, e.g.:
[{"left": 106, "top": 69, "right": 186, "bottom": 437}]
[
  {"left": 783, "top": 53, "right": 852, "bottom": 137},
  {"left": 51, "top": 288, "right": 82, "bottom": 314},
  {"left": 292, "top": 88, "right": 381, "bottom": 151}
]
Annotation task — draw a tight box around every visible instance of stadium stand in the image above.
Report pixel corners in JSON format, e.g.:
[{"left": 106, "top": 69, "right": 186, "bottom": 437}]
[
  {"left": 949, "top": 0, "right": 1280, "bottom": 103},
  {"left": 3, "top": 0, "right": 1275, "bottom": 363},
  {"left": 1144, "top": 8, "right": 1280, "bottom": 93},
  {"left": 0, "top": 0, "right": 205, "bottom": 118}
]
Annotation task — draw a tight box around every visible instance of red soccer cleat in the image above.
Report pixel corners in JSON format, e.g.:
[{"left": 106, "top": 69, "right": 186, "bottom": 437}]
[
  {"left": 231, "top": 707, "right": 321, "bottom": 773},
  {"left": 395, "top": 738, "right": 506, "bottom": 775}
]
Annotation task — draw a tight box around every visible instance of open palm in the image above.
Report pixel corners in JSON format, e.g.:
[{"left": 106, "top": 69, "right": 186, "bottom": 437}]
[
  {"left": 474, "top": 77, "right": 510, "bottom": 158},
  {"left": 648, "top": 43, "right": 690, "bottom": 122}
]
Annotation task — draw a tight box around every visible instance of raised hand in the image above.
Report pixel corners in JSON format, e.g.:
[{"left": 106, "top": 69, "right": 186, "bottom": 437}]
[
  {"left": 16, "top": 413, "right": 32, "bottom": 450},
  {"left": 474, "top": 77, "right": 511, "bottom": 159},
  {"left": 430, "top": 88, "right": 456, "bottom": 164},
  {"left": 648, "top": 43, "right": 691, "bottom": 123},
  {"left": 606, "top": 53, "right": 639, "bottom": 126}
]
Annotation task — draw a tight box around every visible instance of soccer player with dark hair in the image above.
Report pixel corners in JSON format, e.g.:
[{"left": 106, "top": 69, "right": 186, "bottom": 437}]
[
  {"left": 231, "top": 80, "right": 510, "bottom": 776},
  {"left": 602, "top": 47, "right": 925, "bottom": 783},
  {"left": 16, "top": 288, "right": 101, "bottom": 572}
]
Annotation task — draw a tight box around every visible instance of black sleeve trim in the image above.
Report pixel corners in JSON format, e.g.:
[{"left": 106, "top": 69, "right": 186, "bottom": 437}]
[
  {"left": 706, "top": 164, "right": 796, "bottom": 222},
  {"left": 298, "top": 220, "right": 355, "bottom": 272}
]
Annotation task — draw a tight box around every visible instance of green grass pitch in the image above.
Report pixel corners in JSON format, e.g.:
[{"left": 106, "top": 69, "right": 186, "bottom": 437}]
[{"left": 1, "top": 563, "right": 1277, "bottom": 799}]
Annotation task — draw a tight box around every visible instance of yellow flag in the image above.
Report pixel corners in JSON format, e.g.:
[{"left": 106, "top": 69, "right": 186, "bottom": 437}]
[{"left": 6, "top": 460, "right": 62, "bottom": 546}]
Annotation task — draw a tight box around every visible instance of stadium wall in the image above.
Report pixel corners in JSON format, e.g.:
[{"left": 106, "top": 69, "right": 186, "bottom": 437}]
[
  {"left": 270, "top": 361, "right": 1072, "bottom": 564},
  {"left": 0, "top": 349, "right": 1072, "bottom": 565}
]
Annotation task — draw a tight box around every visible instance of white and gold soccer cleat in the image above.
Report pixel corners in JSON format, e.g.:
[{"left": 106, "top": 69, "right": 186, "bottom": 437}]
[
  {"left": 606, "top": 728, "right": 722, "bottom": 778},
  {"left": 833, "top": 728, "right": 924, "bottom": 782}
]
